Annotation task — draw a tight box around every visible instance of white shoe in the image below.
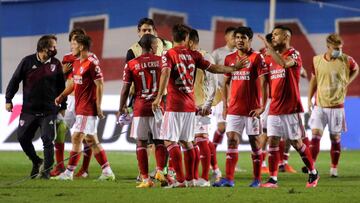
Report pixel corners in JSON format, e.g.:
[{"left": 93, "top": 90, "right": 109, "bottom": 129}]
[
  {"left": 186, "top": 179, "right": 196, "bottom": 187},
  {"left": 196, "top": 178, "right": 210, "bottom": 187},
  {"left": 98, "top": 172, "right": 116, "bottom": 181},
  {"left": 212, "top": 168, "right": 222, "bottom": 182},
  {"left": 164, "top": 181, "right": 186, "bottom": 188},
  {"left": 50, "top": 172, "right": 73, "bottom": 181},
  {"left": 330, "top": 167, "right": 338, "bottom": 177}
]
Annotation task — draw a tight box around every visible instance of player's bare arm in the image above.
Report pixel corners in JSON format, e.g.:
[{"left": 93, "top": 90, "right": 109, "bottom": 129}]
[
  {"left": 222, "top": 76, "right": 231, "bottom": 120},
  {"left": 201, "top": 71, "right": 216, "bottom": 116},
  {"left": 258, "top": 34, "right": 295, "bottom": 68},
  {"left": 117, "top": 82, "right": 132, "bottom": 120},
  {"left": 207, "top": 56, "right": 248, "bottom": 73},
  {"left": 307, "top": 73, "right": 318, "bottom": 113},
  {"left": 249, "top": 75, "right": 268, "bottom": 117},
  {"left": 55, "top": 79, "right": 75, "bottom": 106},
  {"left": 94, "top": 78, "right": 105, "bottom": 119},
  {"left": 152, "top": 68, "right": 170, "bottom": 111},
  {"left": 348, "top": 63, "right": 359, "bottom": 86}
]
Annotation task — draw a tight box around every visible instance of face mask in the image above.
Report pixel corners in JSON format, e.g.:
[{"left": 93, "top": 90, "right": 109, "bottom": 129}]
[
  {"left": 47, "top": 48, "right": 57, "bottom": 57},
  {"left": 331, "top": 49, "right": 342, "bottom": 58}
]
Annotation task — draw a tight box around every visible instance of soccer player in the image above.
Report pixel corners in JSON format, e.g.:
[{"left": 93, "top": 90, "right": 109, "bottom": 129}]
[
  {"left": 51, "top": 28, "right": 94, "bottom": 178},
  {"left": 307, "top": 33, "right": 359, "bottom": 177},
  {"left": 211, "top": 26, "right": 236, "bottom": 148},
  {"left": 261, "top": 34, "right": 309, "bottom": 175},
  {"left": 188, "top": 29, "right": 218, "bottom": 187},
  {"left": 126, "top": 17, "right": 172, "bottom": 182},
  {"left": 52, "top": 35, "right": 115, "bottom": 181},
  {"left": 126, "top": 17, "right": 172, "bottom": 62},
  {"left": 117, "top": 34, "right": 167, "bottom": 188},
  {"left": 258, "top": 25, "right": 319, "bottom": 188},
  {"left": 5, "top": 35, "right": 66, "bottom": 179},
  {"left": 152, "top": 24, "right": 247, "bottom": 188},
  {"left": 213, "top": 27, "right": 268, "bottom": 188}
]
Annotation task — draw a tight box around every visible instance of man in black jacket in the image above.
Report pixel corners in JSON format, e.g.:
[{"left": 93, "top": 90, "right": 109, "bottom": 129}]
[{"left": 5, "top": 35, "right": 66, "bottom": 179}]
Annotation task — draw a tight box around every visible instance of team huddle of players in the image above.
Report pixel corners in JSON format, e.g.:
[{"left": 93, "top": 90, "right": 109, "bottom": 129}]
[{"left": 49, "top": 17, "right": 359, "bottom": 188}]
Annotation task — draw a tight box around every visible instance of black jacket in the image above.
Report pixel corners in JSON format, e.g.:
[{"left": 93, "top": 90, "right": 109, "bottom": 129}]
[{"left": 5, "top": 53, "right": 66, "bottom": 115}]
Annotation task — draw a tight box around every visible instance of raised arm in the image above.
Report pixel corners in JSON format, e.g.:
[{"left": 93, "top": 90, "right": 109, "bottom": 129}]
[{"left": 258, "top": 34, "right": 297, "bottom": 68}]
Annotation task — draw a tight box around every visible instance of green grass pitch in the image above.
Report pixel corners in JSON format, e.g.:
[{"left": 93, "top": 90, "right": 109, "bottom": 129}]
[{"left": 0, "top": 150, "right": 359, "bottom": 203}]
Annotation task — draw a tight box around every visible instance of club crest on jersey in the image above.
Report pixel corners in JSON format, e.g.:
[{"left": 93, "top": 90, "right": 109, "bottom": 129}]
[
  {"left": 50, "top": 64, "right": 56, "bottom": 72},
  {"left": 19, "top": 120, "right": 25, "bottom": 126},
  {"left": 80, "top": 66, "right": 84, "bottom": 74},
  {"left": 73, "top": 75, "right": 83, "bottom": 84}
]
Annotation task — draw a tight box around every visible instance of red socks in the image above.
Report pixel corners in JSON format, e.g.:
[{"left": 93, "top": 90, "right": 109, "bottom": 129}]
[
  {"left": 208, "top": 141, "right": 219, "bottom": 170},
  {"left": 81, "top": 142, "right": 92, "bottom": 172},
  {"left": 94, "top": 150, "right": 110, "bottom": 170},
  {"left": 310, "top": 134, "right": 322, "bottom": 161},
  {"left": 278, "top": 140, "right": 285, "bottom": 165},
  {"left": 54, "top": 142, "right": 65, "bottom": 169},
  {"left": 302, "top": 136, "right": 310, "bottom": 148},
  {"left": 225, "top": 146, "right": 238, "bottom": 181},
  {"left": 331, "top": 140, "right": 341, "bottom": 168},
  {"left": 155, "top": 144, "right": 167, "bottom": 171},
  {"left": 296, "top": 144, "right": 315, "bottom": 171},
  {"left": 167, "top": 144, "right": 185, "bottom": 183},
  {"left": 251, "top": 148, "right": 262, "bottom": 180},
  {"left": 268, "top": 146, "right": 279, "bottom": 177},
  {"left": 67, "top": 151, "right": 81, "bottom": 171},
  {"left": 196, "top": 137, "right": 211, "bottom": 181},
  {"left": 212, "top": 130, "right": 225, "bottom": 148},
  {"left": 183, "top": 147, "right": 195, "bottom": 181},
  {"left": 136, "top": 147, "right": 148, "bottom": 179},
  {"left": 193, "top": 145, "right": 200, "bottom": 180}
]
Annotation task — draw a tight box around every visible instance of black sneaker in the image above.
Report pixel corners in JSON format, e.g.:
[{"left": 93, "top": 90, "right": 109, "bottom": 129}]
[
  {"left": 38, "top": 171, "right": 50, "bottom": 180},
  {"left": 279, "top": 164, "right": 285, "bottom": 172},
  {"left": 301, "top": 166, "right": 309, "bottom": 174},
  {"left": 30, "top": 159, "right": 43, "bottom": 179},
  {"left": 306, "top": 171, "right": 319, "bottom": 188}
]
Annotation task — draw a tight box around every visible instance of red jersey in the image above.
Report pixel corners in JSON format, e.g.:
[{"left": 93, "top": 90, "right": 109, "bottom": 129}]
[
  {"left": 123, "top": 53, "right": 162, "bottom": 117},
  {"left": 268, "top": 48, "right": 303, "bottom": 115},
  {"left": 161, "top": 46, "right": 211, "bottom": 112},
  {"left": 62, "top": 52, "right": 98, "bottom": 80},
  {"left": 72, "top": 55, "right": 103, "bottom": 116},
  {"left": 224, "top": 50, "right": 268, "bottom": 116}
]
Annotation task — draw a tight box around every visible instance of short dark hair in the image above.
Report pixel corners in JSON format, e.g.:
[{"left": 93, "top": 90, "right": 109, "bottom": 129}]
[
  {"left": 265, "top": 33, "right": 272, "bottom": 43},
  {"left": 225, "top": 26, "right": 236, "bottom": 35},
  {"left": 139, "top": 34, "right": 157, "bottom": 51},
  {"left": 73, "top": 35, "right": 92, "bottom": 51},
  {"left": 326, "top": 33, "right": 343, "bottom": 46},
  {"left": 233, "top": 26, "right": 253, "bottom": 40},
  {"left": 172, "top": 24, "right": 192, "bottom": 43},
  {"left": 69, "top": 28, "right": 86, "bottom": 42},
  {"left": 273, "top": 25, "right": 292, "bottom": 35},
  {"left": 137, "top": 18, "right": 155, "bottom": 31},
  {"left": 37, "top": 35, "right": 57, "bottom": 52},
  {"left": 189, "top": 29, "right": 199, "bottom": 44}
]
